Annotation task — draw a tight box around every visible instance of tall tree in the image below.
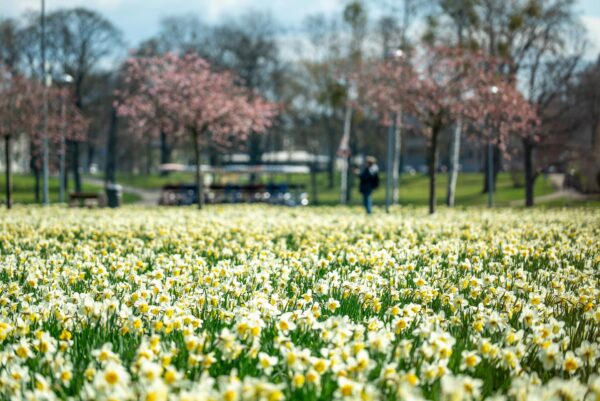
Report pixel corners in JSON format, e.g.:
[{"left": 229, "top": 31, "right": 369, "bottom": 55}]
[
  {"left": 300, "top": 14, "right": 346, "bottom": 189},
  {"left": 361, "top": 47, "right": 536, "bottom": 213},
  {"left": 117, "top": 53, "right": 278, "bottom": 209},
  {"left": 136, "top": 15, "right": 209, "bottom": 169},
  {"left": 376, "top": 0, "right": 422, "bottom": 205},
  {"left": 0, "top": 18, "right": 22, "bottom": 70},
  {"left": 428, "top": 0, "right": 584, "bottom": 204},
  {"left": 569, "top": 59, "right": 600, "bottom": 192},
  {"left": 0, "top": 69, "right": 86, "bottom": 208},
  {"left": 0, "top": 72, "right": 36, "bottom": 209},
  {"left": 207, "top": 12, "right": 283, "bottom": 173},
  {"left": 342, "top": 0, "right": 368, "bottom": 202},
  {"left": 37, "top": 8, "right": 123, "bottom": 190},
  {"left": 426, "top": 0, "right": 479, "bottom": 206},
  {"left": 475, "top": 0, "right": 583, "bottom": 203},
  {"left": 301, "top": 14, "right": 346, "bottom": 190}
]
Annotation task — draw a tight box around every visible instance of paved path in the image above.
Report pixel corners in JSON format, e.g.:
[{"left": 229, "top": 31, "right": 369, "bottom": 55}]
[
  {"left": 84, "top": 177, "right": 160, "bottom": 206},
  {"left": 509, "top": 189, "right": 592, "bottom": 207},
  {"left": 509, "top": 174, "right": 597, "bottom": 206}
]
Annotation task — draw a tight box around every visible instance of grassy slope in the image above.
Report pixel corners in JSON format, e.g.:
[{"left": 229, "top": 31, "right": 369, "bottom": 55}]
[
  {"left": 100, "top": 171, "right": 556, "bottom": 207},
  {"left": 0, "top": 174, "right": 140, "bottom": 205}
]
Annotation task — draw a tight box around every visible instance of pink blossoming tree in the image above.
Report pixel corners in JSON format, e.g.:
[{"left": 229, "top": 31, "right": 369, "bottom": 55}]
[
  {"left": 0, "top": 72, "right": 36, "bottom": 208},
  {"left": 361, "top": 47, "right": 538, "bottom": 214},
  {"left": 117, "top": 53, "right": 279, "bottom": 208},
  {"left": 0, "top": 68, "right": 86, "bottom": 208}
]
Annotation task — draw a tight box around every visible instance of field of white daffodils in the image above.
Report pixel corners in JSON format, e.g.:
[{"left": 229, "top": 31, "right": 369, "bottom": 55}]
[{"left": 0, "top": 206, "right": 599, "bottom": 401}]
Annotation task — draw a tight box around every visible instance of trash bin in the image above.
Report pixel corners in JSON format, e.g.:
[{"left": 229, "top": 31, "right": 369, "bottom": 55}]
[{"left": 105, "top": 183, "right": 122, "bottom": 208}]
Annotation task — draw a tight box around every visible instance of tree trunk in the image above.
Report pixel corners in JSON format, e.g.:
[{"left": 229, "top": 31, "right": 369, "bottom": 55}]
[
  {"left": 428, "top": 126, "right": 440, "bottom": 215},
  {"left": 346, "top": 154, "right": 353, "bottom": 203},
  {"left": 248, "top": 132, "right": 261, "bottom": 184},
  {"left": 192, "top": 129, "right": 204, "bottom": 209},
  {"left": 29, "top": 145, "right": 41, "bottom": 203},
  {"left": 159, "top": 130, "right": 171, "bottom": 177},
  {"left": 63, "top": 164, "right": 69, "bottom": 194},
  {"left": 326, "top": 120, "right": 337, "bottom": 190},
  {"left": 72, "top": 141, "right": 82, "bottom": 192},
  {"left": 493, "top": 145, "right": 500, "bottom": 190},
  {"left": 33, "top": 167, "right": 42, "bottom": 203},
  {"left": 385, "top": 116, "right": 395, "bottom": 212},
  {"left": 4, "top": 135, "right": 12, "bottom": 209},
  {"left": 446, "top": 118, "right": 462, "bottom": 206},
  {"left": 73, "top": 80, "right": 84, "bottom": 191},
  {"left": 524, "top": 138, "right": 535, "bottom": 207},
  {"left": 482, "top": 143, "right": 490, "bottom": 193},
  {"left": 311, "top": 161, "right": 318, "bottom": 205},
  {"left": 347, "top": 135, "right": 357, "bottom": 203},
  {"left": 145, "top": 140, "right": 153, "bottom": 175},
  {"left": 327, "top": 145, "right": 336, "bottom": 190},
  {"left": 482, "top": 143, "right": 500, "bottom": 193},
  {"left": 87, "top": 143, "right": 95, "bottom": 173},
  {"left": 392, "top": 110, "right": 402, "bottom": 205},
  {"left": 105, "top": 107, "right": 117, "bottom": 184},
  {"left": 328, "top": 159, "right": 335, "bottom": 189}
]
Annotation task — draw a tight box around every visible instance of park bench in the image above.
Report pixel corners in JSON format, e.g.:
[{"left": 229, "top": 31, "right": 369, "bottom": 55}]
[{"left": 68, "top": 192, "right": 105, "bottom": 208}]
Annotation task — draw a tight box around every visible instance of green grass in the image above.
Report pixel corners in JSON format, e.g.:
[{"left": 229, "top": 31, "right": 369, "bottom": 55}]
[
  {"left": 107, "top": 171, "right": 196, "bottom": 190},
  {"left": 0, "top": 174, "right": 140, "bottom": 205},
  {"left": 534, "top": 195, "right": 600, "bottom": 208},
  {"left": 99, "top": 171, "right": 557, "bottom": 207}
]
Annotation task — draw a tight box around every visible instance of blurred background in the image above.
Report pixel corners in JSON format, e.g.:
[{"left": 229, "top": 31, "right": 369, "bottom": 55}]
[{"left": 1, "top": 0, "right": 599, "bottom": 208}]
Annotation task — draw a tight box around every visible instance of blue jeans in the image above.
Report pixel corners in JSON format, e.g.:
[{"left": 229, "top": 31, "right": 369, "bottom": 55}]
[{"left": 362, "top": 192, "right": 373, "bottom": 214}]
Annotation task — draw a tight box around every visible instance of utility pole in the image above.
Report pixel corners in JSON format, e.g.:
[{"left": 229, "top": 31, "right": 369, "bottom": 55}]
[
  {"left": 488, "top": 86, "right": 499, "bottom": 208},
  {"left": 56, "top": 75, "right": 73, "bottom": 204}
]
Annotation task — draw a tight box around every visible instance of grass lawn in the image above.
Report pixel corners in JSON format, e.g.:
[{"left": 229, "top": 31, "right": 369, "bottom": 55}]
[
  {"left": 299, "top": 171, "right": 557, "bottom": 207},
  {"left": 100, "top": 171, "right": 556, "bottom": 207},
  {"left": 534, "top": 195, "right": 600, "bottom": 208},
  {"left": 0, "top": 174, "right": 140, "bottom": 205}
]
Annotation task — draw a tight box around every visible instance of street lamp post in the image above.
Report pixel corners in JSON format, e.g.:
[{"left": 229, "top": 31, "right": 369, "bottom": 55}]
[
  {"left": 488, "top": 85, "right": 499, "bottom": 208},
  {"left": 56, "top": 74, "right": 73, "bottom": 203},
  {"left": 41, "top": 0, "right": 50, "bottom": 206}
]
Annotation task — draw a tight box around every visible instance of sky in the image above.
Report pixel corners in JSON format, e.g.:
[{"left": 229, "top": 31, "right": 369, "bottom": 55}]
[{"left": 1, "top": 0, "right": 600, "bottom": 58}]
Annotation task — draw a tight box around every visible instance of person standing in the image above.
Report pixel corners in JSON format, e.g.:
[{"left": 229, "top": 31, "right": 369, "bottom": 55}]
[{"left": 357, "top": 156, "right": 379, "bottom": 214}]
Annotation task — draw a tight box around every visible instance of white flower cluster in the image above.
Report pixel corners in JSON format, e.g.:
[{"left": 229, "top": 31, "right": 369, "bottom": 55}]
[{"left": 0, "top": 206, "right": 598, "bottom": 401}]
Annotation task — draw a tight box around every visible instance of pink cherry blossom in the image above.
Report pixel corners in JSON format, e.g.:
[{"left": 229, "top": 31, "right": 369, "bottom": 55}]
[
  {"left": 116, "top": 52, "right": 279, "bottom": 208},
  {"left": 359, "top": 46, "right": 539, "bottom": 213}
]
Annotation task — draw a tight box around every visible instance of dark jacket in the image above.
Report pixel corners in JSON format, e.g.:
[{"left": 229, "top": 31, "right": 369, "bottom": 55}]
[{"left": 359, "top": 165, "right": 379, "bottom": 194}]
